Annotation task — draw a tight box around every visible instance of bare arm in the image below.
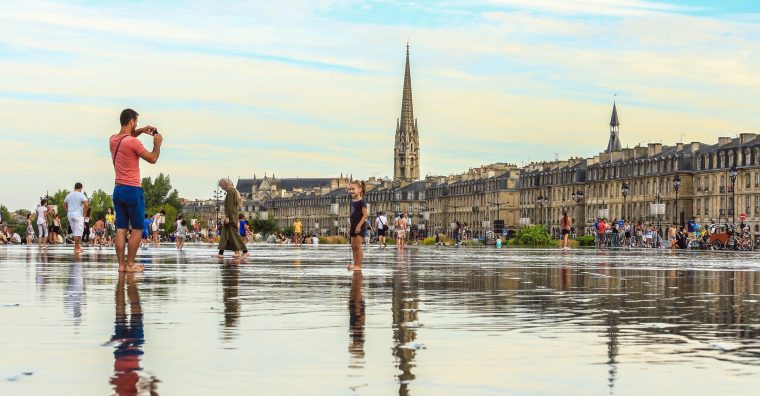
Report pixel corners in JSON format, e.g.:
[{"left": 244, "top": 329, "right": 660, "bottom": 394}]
[
  {"left": 131, "top": 125, "right": 155, "bottom": 138},
  {"left": 356, "top": 206, "right": 368, "bottom": 233},
  {"left": 138, "top": 134, "right": 163, "bottom": 164},
  {"left": 83, "top": 200, "right": 89, "bottom": 216}
]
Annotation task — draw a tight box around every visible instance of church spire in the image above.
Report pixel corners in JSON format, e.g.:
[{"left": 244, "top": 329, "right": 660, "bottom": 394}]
[
  {"left": 394, "top": 43, "right": 421, "bottom": 181},
  {"left": 606, "top": 101, "right": 622, "bottom": 153},
  {"left": 400, "top": 42, "right": 414, "bottom": 135}
]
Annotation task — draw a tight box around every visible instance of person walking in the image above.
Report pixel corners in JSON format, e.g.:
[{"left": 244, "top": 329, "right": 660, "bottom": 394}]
[
  {"left": 560, "top": 210, "right": 572, "bottom": 250},
  {"left": 151, "top": 210, "right": 164, "bottom": 246},
  {"left": 216, "top": 178, "right": 248, "bottom": 259},
  {"left": 64, "top": 182, "right": 89, "bottom": 255},
  {"left": 110, "top": 108, "right": 162, "bottom": 272},
  {"left": 35, "top": 198, "right": 49, "bottom": 249},
  {"left": 596, "top": 218, "right": 607, "bottom": 249},
  {"left": 82, "top": 207, "right": 92, "bottom": 246},
  {"left": 25, "top": 213, "right": 35, "bottom": 245},
  {"left": 238, "top": 214, "right": 249, "bottom": 244},
  {"left": 455, "top": 221, "right": 462, "bottom": 246},
  {"left": 50, "top": 210, "right": 60, "bottom": 244},
  {"left": 375, "top": 211, "right": 388, "bottom": 248},
  {"left": 347, "top": 180, "right": 368, "bottom": 271},
  {"left": 396, "top": 213, "right": 408, "bottom": 249},
  {"left": 175, "top": 215, "right": 187, "bottom": 251},
  {"left": 105, "top": 207, "right": 116, "bottom": 247}
]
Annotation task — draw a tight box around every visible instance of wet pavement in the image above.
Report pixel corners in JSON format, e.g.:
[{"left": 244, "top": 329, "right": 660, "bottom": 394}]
[{"left": 1, "top": 244, "right": 760, "bottom": 395}]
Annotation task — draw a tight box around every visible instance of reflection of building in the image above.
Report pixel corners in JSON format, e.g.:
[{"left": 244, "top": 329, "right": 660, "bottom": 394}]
[{"left": 391, "top": 253, "right": 419, "bottom": 396}]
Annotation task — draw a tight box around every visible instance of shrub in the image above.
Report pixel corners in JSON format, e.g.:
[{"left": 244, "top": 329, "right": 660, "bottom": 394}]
[
  {"left": 461, "top": 239, "right": 484, "bottom": 247},
  {"left": 576, "top": 235, "right": 595, "bottom": 247},
  {"left": 508, "top": 225, "right": 555, "bottom": 246},
  {"left": 421, "top": 237, "right": 436, "bottom": 246}
]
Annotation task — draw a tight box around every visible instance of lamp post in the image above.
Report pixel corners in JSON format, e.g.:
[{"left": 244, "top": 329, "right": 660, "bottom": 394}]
[
  {"left": 729, "top": 164, "right": 738, "bottom": 226},
  {"left": 655, "top": 190, "right": 662, "bottom": 246},
  {"left": 213, "top": 187, "right": 224, "bottom": 234},
  {"left": 672, "top": 175, "right": 681, "bottom": 225},
  {"left": 536, "top": 194, "right": 549, "bottom": 232},
  {"left": 621, "top": 183, "right": 629, "bottom": 221},
  {"left": 572, "top": 190, "right": 584, "bottom": 235}
]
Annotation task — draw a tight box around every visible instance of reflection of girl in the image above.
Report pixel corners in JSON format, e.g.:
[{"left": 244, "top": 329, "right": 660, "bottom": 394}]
[
  {"left": 348, "top": 270, "right": 365, "bottom": 365},
  {"left": 217, "top": 178, "right": 248, "bottom": 258}
]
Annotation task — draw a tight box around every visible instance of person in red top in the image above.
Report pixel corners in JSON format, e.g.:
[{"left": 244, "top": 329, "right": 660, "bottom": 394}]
[
  {"left": 596, "top": 218, "right": 607, "bottom": 249},
  {"left": 110, "top": 109, "right": 162, "bottom": 272}
]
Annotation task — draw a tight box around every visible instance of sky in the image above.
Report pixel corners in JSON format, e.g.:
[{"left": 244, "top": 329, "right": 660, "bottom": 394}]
[{"left": 1, "top": 0, "right": 760, "bottom": 210}]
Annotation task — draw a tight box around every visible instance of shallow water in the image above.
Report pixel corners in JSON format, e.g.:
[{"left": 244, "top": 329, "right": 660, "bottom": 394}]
[{"left": 1, "top": 245, "right": 760, "bottom": 395}]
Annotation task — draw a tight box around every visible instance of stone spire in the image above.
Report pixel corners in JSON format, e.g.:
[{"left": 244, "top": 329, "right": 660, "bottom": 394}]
[
  {"left": 606, "top": 102, "right": 622, "bottom": 153},
  {"left": 394, "top": 43, "right": 420, "bottom": 181}
]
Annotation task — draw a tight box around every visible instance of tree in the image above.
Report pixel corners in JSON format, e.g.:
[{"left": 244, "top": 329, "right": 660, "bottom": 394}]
[
  {"left": 88, "top": 189, "right": 114, "bottom": 221},
  {"left": 251, "top": 216, "right": 278, "bottom": 235},
  {"left": 0, "top": 205, "right": 11, "bottom": 225},
  {"left": 146, "top": 203, "right": 178, "bottom": 234},
  {"left": 142, "top": 173, "right": 182, "bottom": 212}
]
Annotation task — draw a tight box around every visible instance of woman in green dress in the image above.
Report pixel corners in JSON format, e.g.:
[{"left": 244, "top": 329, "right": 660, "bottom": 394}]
[{"left": 217, "top": 178, "right": 249, "bottom": 258}]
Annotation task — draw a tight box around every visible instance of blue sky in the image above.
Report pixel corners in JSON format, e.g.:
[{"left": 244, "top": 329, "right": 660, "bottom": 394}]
[{"left": 1, "top": 0, "right": 759, "bottom": 209}]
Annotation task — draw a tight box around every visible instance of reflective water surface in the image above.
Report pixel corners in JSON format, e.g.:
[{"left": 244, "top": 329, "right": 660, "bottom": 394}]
[{"left": 1, "top": 245, "right": 760, "bottom": 395}]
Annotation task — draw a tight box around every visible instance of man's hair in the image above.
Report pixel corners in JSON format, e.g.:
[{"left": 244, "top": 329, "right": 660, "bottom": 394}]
[
  {"left": 145, "top": 214, "right": 150, "bottom": 219},
  {"left": 120, "top": 109, "right": 139, "bottom": 126},
  {"left": 74, "top": 182, "right": 83, "bottom": 190},
  {"left": 160, "top": 210, "right": 166, "bottom": 215}
]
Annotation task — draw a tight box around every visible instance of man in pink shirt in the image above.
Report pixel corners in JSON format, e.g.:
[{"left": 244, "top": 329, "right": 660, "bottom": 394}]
[{"left": 110, "top": 109, "right": 163, "bottom": 272}]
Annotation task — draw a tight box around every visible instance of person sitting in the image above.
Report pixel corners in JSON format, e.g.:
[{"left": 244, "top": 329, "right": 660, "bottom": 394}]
[{"left": 675, "top": 227, "right": 689, "bottom": 249}]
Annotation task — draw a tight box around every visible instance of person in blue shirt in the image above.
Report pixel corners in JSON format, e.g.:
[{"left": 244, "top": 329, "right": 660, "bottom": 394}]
[{"left": 142, "top": 214, "right": 151, "bottom": 246}]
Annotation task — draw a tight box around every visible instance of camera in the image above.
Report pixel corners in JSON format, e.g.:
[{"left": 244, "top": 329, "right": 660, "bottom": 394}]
[{"left": 147, "top": 128, "right": 159, "bottom": 136}]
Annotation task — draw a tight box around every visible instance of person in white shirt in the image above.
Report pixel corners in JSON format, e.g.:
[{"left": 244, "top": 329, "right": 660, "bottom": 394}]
[
  {"left": 63, "top": 182, "right": 89, "bottom": 254},
  {"left": 36, "top": 198, "right": 50, "bottom": 249},
  {"left": 374, "top": 211, "right": 388, "bottom": 247}
]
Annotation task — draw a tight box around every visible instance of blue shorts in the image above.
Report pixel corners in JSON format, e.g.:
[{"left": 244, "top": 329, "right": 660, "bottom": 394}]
[{"left": 113, "top": 185, "right": 145, "bottom": 230}]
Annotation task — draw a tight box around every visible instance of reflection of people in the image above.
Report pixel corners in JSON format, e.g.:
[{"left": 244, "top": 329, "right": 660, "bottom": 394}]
[
  {"left": 110, "top": 273, "right": 158, "bottom": 395},
  {"left": 348, "top": 270, "right": 365, "bottom": 368},
  {"left": 221, "top": 265, "right": 241, "bottom": 341},
  {"left": 65, "top": 261, "right": 85, "bottom": 326}
]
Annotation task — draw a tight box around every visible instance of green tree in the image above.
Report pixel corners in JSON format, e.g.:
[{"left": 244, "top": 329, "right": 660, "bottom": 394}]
[
  {"left": 142, "top": 173, "right": 182, "bottom": 212},
  {"left": 0, "top": 205, "right": 11, "bottom": 225},
  {"left": 251, "top": 216, "right": 278, "bottom": 235},
  {"left": 16, "top": 209, "right": 31, "bottom": 218},
  {"left": 88, "top": 189, "right": 114, "bottom": 221}
]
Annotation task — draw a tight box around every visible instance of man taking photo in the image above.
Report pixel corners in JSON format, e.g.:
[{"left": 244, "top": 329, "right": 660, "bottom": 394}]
[{"left": 110, "top": 109, "right": 162, "bottom": 272}]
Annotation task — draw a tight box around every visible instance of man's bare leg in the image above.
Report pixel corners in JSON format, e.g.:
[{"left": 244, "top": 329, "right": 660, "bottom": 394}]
[
  {"left": 126, "top": 229, "right": 144, "bottom": 272},
  {"left": 115, "top": 229, "right": 128, "bottom": 272}
]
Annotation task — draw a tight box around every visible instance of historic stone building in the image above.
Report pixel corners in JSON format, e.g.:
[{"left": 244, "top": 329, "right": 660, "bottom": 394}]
[
  {"left": 426, "top": 163, "right": 520, "bottom": 238},
  {"left": 394, "top": 44, "right": 421, "bottom": 182}
]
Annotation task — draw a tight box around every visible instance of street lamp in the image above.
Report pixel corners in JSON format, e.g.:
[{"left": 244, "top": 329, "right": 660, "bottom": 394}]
[
  {"left": 536, "top": 194, "right": 549, "bottom": 232},
  {"left": 672, "top": 175, "right": 681, "bottom": 225},
  {"left": 655, "top": 190, "right": 662, "bottom": 246},
  {"left": 572, "top": 190, "right": 584, "bottom": 234},
  {"left": 213, "top": 187, "right": 224, "bottom": 234},
  {"left": 729, "top": 164, "right": 738, "bottom": 226},
  {"left": 621, "top": 183, "right": 629, "bottom": 221}
]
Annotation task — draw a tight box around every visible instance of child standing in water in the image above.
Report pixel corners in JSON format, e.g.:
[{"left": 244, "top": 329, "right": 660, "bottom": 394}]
[
  {"left": 175, "top": 215, "right": 187, "bottom": 251},
  {"left": 347, "top": 180, "right": 368, "bottom": 271}
]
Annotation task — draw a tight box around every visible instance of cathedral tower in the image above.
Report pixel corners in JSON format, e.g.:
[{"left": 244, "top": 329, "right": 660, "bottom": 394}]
[{"left": 394, "top": 43, "right": 420, "bottom": 182}]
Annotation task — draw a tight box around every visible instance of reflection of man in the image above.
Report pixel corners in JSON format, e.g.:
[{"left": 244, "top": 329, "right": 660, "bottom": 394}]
[
  {"left": 348, "top": 270, "right": 365, "bottom": 367},
  {"left": 110, "top": 273, "right": 157, "bottom": 395}
]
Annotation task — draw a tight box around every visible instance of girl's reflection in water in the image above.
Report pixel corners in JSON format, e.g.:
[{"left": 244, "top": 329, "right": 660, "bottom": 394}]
[
  {"left": 110, "top": 273, "right": 159, "bottom": 395},
  {"left": 348, "top": 270, "right": 366, "bottom": 369}
]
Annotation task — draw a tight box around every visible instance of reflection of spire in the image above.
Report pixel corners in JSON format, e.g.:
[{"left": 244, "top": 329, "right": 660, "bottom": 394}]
[
  {"left": 606, "top": 311, "right": 620, "bottom": 394},
  {"left": 392, "top": 251, "right": 419, "bottom": 395},
  {"left": 221, "top": 265, "right": 241, "bottom": 341}
]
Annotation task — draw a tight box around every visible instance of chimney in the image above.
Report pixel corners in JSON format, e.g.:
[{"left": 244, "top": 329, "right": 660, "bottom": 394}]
[
  {"left": 647, "top": 143, "right": 662, "bottom": 157},
  {"left": 718, "top": 137, "right": 732, "bottom": 146},
  {"left": 676, "top": 143, "right": 684, "bottom": 151},
  {"left": 691, "top": 142, "right": 700, "bottom": 152},
  {"left": 740, "top": 133, "right": 757, "bottom": 144}
]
